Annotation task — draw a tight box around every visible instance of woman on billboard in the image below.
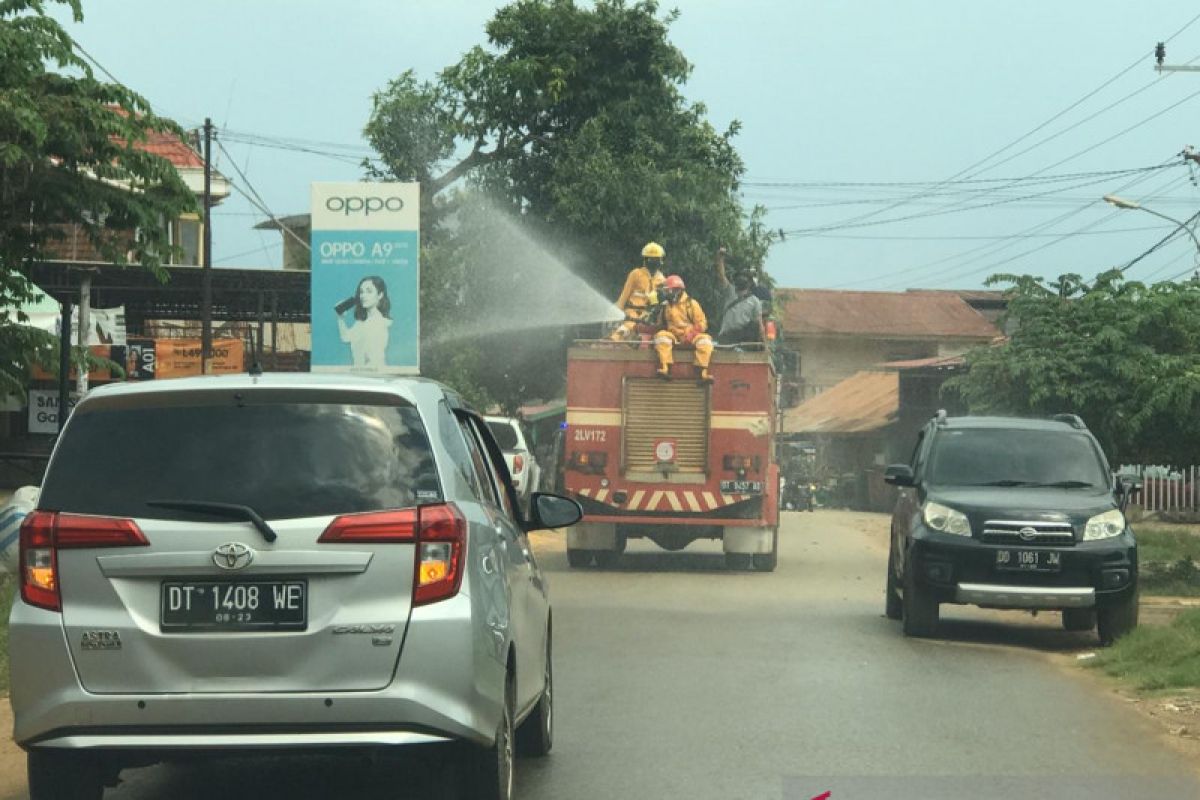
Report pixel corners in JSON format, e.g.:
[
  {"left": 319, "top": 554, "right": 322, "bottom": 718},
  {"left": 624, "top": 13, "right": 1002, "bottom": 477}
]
[{"left": 334, "top": 276, "right": 392, "bottom": 369}]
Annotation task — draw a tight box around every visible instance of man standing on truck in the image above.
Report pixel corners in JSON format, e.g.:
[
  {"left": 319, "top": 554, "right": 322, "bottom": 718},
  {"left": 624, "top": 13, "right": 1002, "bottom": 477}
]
[
  {"left": 653, "top": 275, "right": 714, "bottom": 382},
  {"left": 609, "top": 242, "right": 667, "bottom": 341},
  {"left": 714, "top": 246, "right": 765, "bottom": 345}
]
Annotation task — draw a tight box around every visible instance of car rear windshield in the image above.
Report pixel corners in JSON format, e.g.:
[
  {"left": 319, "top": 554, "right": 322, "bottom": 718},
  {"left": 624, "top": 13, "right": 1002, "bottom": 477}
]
[
  {"left": 926, "top": 428, "right": 1109, "bottom": 489},
  {"left": 486, "top": 420, "right": 520, "bottom": 450},
  {"left": 39, "top": 399, "right": 440, "bottom": 520}
]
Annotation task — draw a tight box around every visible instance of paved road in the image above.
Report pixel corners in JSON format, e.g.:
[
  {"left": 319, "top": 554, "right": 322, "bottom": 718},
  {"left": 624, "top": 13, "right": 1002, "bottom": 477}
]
[{"left": 21, "top": 511, "right": 1200, "bottom": 799}]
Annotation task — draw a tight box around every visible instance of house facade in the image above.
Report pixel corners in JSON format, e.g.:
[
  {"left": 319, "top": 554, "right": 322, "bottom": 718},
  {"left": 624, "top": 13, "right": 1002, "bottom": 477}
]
[{"left": 776, "top": 289, "right": 1000, "bottom": 400}]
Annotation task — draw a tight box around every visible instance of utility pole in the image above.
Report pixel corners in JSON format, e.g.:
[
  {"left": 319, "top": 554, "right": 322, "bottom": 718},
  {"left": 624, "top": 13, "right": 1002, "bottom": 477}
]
[
  {"left": 201, "top": 117, "right": 214, "bottom": 374},
  {"left": 1155, "top": 42, "right": 1200, "bottom": 73},
  {"left": 76, "top": 269, "right": 92, "bottom": 394},
  {"left": 57, "top": 300, "right": 72, "bottom": 434}
]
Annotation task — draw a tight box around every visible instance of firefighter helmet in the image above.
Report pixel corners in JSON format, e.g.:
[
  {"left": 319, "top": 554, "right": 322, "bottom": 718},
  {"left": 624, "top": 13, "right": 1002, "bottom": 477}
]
[
  {"left": 663, "top": 274, "right": 685, "bottom": 290},
  {"left": 641, "top": 242, "right": 665, "bottom": 259}
]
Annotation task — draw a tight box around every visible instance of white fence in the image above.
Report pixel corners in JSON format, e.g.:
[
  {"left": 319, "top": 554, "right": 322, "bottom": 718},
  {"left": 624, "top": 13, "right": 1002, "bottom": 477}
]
[{"left": 1119, "top": 465, "right": 1200, "bottom": 514}]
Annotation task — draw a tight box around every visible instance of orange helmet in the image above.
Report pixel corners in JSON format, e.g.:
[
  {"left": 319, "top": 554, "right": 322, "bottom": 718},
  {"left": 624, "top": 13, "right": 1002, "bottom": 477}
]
[{"left": 663, "top": 275, "right": 685, "bottom": 290}]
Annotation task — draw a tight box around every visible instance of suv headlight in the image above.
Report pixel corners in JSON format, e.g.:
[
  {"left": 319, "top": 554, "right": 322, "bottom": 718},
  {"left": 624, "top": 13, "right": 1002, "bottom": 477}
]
[
  {"left": 1084, "top": 509, "right": 1126, "bottom": 541},
  {"left": 923, "top": 501, "right": 971, "bottom": 537}
]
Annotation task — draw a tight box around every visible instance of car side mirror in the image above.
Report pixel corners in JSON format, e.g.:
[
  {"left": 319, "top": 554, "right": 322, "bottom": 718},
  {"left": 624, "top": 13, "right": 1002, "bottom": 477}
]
[
  {"left": 884, "top": 464, "right": 915, "bottom": 487},
  {"left": 1116, "top": 476, "right": 1142, "bottom": 510},
  {"left": 524, "top": 492, "right": 583, "bottom": 532}
]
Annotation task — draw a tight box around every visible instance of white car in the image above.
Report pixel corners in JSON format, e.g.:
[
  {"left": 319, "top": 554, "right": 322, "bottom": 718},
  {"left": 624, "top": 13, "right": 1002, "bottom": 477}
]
[{"left": 484, "top": 416, "right": 541, "bottom": 507}]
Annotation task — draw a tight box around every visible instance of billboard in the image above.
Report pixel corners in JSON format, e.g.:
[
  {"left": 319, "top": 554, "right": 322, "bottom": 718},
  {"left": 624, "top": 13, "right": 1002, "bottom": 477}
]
[{"left": 310, "top": 182, "right": 420, "bottom": 374}]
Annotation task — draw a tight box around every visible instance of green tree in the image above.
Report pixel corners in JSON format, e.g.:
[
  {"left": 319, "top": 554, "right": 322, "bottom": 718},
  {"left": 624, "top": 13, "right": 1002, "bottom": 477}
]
[
  {"left": 945, "top": 270, "right": 1200, "bottom": 466},
  {"left": 0, "top": 0, "right": 196, "bottom": 396},
  {"left": 364, "top": 0, "right": 771, "bottom": 408}
]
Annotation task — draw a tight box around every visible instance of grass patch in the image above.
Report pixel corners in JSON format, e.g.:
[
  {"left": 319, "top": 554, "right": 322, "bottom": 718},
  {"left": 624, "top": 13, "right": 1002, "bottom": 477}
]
[
  {"left": 1089, "top": 609, "right": 1200, "bottom": 691},
  {"left": 0, "top": 574, "right": 14, "bottom": 694},
  {"left": 1136, "top": 527, "right": 1200, "bottom": 564},
  {"left": 1134, "top": 528, "right": 1200, "bottom": 596}
]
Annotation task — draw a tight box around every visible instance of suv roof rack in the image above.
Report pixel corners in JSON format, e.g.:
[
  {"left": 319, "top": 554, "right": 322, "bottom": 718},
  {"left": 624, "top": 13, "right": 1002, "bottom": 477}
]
[{"left": 1051, "top": 413, "right": 1087, "bottom": 429}]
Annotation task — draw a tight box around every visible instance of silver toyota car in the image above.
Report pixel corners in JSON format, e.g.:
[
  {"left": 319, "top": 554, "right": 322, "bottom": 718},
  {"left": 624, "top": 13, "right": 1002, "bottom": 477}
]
[{"left": 9, "top": 373, "right": 581, "bottom": 800}]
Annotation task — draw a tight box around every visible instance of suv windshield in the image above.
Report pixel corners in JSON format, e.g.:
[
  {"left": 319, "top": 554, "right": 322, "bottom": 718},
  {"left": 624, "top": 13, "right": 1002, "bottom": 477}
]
[
  {"left": 486, "top": 420, "right": 520, "bottom": 450},
  {"left": 926, "top": 428, "right": 1109, "bottom": 489},
  {"left": 40, "top": 400, "right": 440, "bottom": 520}
]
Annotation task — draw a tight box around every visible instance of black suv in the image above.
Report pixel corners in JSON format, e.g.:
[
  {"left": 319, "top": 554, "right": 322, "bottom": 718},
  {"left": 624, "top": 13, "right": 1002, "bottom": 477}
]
[{"left": 884, "top": 413, "right": 1139, "bottom": 645}]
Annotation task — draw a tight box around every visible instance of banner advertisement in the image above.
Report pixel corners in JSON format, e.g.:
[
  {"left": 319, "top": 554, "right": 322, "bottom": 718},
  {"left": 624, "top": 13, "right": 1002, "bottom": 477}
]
[
  {"left": 28, "top": 390, "right": 79, "bottom": 435},
  {"left": 309, "top": 182, "right": 420, "bottom": 375},
  {"left": 150, "top": 339, "right": 245, "bottom": 379}
]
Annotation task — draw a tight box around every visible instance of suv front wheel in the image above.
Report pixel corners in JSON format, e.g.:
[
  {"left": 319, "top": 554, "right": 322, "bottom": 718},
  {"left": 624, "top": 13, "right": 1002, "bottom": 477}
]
[
  {"left": 1097, "top": 589, "right": 1139, "bottom": 646},
  {"left": 901, "top": 549, "right": 939, "bottom": 638}
]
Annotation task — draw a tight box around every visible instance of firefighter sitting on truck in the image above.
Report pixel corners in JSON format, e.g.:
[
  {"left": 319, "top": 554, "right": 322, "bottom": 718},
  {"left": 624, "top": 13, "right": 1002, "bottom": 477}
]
[
  {"left": 653, "top": 275, "right": 715, "bottom": 382},
  {"left": 609, "top": 242, "right": 667, "bottom": 341}
]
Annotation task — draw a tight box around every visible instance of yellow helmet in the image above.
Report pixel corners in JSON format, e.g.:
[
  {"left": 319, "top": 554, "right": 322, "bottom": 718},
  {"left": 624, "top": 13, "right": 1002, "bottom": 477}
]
[{"left": 641, "top": 242, "right": 665, "bottom": 259}]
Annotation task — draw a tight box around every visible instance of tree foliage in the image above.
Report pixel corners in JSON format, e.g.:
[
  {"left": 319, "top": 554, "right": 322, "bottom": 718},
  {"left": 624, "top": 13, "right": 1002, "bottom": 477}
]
[
  {"left": 945, "top": 270, "right": 1200, "bottom": 466},
  {"left": 0, "top": 0, "right": 196, "bottom": 396},
  {"left": 364, "top": 0, "right": 771, "bottom": 408}
]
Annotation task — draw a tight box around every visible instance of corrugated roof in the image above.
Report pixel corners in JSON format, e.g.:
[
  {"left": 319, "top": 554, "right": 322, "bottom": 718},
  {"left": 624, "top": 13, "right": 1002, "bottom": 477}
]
[
  {"left": 783, "top": 371, "right": 899, "bottom": 434},
  {"left": 777, "top": 289, "right": 1000, "bottom": 339},
  {"left": 879, "top": 355, "right": 966, "bottom": 370}
]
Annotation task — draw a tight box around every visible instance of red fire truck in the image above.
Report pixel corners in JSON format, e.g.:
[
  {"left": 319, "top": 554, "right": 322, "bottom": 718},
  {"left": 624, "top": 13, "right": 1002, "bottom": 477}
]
[{"left": 563, "top": 341, "right": 779, "bottom": 570}]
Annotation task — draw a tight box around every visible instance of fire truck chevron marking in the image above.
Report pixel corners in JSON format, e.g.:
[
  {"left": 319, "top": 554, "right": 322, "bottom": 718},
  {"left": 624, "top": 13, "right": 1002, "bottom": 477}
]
[
  {"left": 684, "top": 492, "right": 702, "bottom": 512},
  {"left": 629, "top": 490, "right": 645, "bottom": 510},
  {"left": 595, "top": 489, "right": 609, "bottom": 502},
  {"left": 702, "top": 492, "right": 719, "bottom": 510},
  {"left": 648, "top": 491, "right": 665, "bottom": 511},
  {"left": 666, "top": 493, "right": 683, "bottom": 512}
]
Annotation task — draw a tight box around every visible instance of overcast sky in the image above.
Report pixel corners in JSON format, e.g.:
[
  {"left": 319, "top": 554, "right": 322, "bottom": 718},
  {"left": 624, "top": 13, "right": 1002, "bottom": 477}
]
[{"left": 55, "top": 1, "right": 1200, "bottom": 290}]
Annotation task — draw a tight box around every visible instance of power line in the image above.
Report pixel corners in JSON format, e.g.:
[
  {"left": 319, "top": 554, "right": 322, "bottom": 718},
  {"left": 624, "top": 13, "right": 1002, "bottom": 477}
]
[
  {"left": 887, "top": 169, "right": 1190, "bottom": 288},
  {"left": 214, "top": 240, "right": 282, "bottom": 266},
  {"left": 767, "top": 9, "right": 1200, "bottom": 236},
  {"left": 790, "top": 223, "right": 1171, "bottom": 242},
  {"left": 853, "top": 161, "right": 1186, "bottom": 290},
  {"left": 216, "top": 138, "right": 311, "bottom": 253}
]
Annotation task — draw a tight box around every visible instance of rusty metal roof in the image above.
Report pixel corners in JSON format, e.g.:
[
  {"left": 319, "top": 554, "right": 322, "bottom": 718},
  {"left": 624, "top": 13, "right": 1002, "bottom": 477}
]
[
  {"left": 783, "top": 371, "right": 899, "bottom": 434},
  {"left": 777, "top": 289, "right": 1000, "bottom": 339}
]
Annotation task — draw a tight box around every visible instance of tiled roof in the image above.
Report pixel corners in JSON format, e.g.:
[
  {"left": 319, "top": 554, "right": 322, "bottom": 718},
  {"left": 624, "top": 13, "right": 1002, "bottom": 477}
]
[
  {"left": 777, "top": 289, "right": 1000, "bottom": 339},
  {"left": 783, "top": 371, "right": 899, "bottom": 434},
  {"left": 138, "top": 129, "right": 204, "bottom": 169}
]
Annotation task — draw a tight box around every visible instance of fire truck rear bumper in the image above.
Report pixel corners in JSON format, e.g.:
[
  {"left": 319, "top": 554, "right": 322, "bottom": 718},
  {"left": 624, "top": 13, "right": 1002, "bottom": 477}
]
[{"left": 572, "top": 492, "right": 767, "bottom": 526}]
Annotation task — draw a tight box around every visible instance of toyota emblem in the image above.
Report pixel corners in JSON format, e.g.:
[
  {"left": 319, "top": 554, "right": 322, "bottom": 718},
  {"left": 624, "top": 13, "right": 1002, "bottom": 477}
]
[
  {"left": 1018, "top": 527, "right": 1039, "bottom": 542},
  {"left": 213, "top": 542, "right": 255, "bottom": 571}
]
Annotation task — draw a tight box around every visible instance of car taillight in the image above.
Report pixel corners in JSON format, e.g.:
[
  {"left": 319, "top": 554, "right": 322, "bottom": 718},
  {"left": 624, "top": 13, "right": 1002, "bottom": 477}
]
[
  {"left": 318, "top": 509, "right": 418, "bottom": 543},
  {"left": 414, "top": 503, "right": 466, "bottom": 607},
  {"left": 20, "top": 511, "right": 149, "bottom": 612},
  {"left": 319, "top": 504, "right": 465, "bottom": 607},
  {"left": 513, "top": 454, "right": 525, "bottom": 475}
]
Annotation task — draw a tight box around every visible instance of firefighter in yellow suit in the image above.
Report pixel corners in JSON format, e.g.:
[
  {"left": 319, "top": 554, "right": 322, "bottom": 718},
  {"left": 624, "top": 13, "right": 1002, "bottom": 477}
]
[
  {"left": 609, "top": 242, "right": 667, "bottom": 340},
  {"left": 654, "top": 274, "right": 714, "bottom": 382}
]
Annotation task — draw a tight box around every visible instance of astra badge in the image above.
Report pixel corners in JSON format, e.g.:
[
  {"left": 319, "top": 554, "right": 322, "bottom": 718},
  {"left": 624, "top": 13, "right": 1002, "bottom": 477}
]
[
  {"left": 1018, "top": 527, "right": 1039, "bottom": 542},
  {"left": 213, "top": 542, "right": 255, "bottom": 571}
]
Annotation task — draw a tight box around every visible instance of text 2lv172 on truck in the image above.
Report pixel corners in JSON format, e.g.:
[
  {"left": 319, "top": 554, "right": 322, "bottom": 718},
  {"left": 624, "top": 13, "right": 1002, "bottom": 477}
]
[{"left": 563, "top": 341, "right": 779, "bottom": 570}]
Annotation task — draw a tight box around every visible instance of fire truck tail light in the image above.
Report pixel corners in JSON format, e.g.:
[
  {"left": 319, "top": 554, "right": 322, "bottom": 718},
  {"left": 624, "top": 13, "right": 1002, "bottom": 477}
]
[
  {"left": 569, "top": 451, "right": 608, "bottom": 474},
  {"left": 722, "top": 455, "right": 762, "bottom": 473}
]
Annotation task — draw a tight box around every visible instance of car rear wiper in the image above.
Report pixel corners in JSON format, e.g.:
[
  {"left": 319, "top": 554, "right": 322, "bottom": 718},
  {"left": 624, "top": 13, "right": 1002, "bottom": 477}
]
[{"left": 146, "top": 500, "right": 279, "bottom": 543}]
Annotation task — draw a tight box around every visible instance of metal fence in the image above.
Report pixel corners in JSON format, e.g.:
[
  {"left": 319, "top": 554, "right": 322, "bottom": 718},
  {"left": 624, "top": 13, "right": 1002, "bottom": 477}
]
[{"left": 1119, "top": 465, "right": 1200, "bottom": 513}]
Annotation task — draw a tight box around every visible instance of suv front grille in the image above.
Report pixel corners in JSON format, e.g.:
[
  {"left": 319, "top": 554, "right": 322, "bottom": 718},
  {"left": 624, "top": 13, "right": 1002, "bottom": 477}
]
[{"left": 981, "top": 520, "right": 1076, "bottom": 546}]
